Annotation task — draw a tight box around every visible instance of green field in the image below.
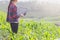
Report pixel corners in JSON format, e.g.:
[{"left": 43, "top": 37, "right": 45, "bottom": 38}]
[{"left": 0, "top": 11, "right": 60, "bottom": 40}]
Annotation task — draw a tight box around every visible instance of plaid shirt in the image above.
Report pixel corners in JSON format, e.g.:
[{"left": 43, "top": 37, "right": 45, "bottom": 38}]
[{"left": 6, "top": 2, "right": 19, "bottom": 23}]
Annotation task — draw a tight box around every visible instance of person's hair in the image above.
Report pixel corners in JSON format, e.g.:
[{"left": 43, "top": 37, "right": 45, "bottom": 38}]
[
  {"left": 10, "top": 0, "right": 14, "bottom": 2},
  {"left": 10, "top": 0, "right": 15, "bottom": 2}
]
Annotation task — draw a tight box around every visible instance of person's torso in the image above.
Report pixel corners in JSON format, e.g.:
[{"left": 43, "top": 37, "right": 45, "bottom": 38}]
[{"left": 7, "top": 2, "right": 18, "bottom": 23}]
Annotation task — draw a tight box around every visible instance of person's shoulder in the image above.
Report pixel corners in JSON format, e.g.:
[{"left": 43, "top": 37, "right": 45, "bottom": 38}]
[{"left": 9, "top": 3, "right": 14, "bottom": 8}]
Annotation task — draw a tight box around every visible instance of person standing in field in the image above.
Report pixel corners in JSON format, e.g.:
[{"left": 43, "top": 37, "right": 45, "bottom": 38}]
[{"left": 6, "top": 0, "right": 24, "bottom": 34}]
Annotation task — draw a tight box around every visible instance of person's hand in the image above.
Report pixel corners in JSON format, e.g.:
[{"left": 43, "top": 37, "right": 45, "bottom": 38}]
[{"left": 20, "top": 14, "right": 24, "bottom": 17}]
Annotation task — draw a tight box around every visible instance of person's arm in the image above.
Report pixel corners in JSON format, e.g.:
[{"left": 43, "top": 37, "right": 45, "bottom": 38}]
[
  {"left": 9, "top": 4, "right": 19, "bottom": 19},
  {"left": 12, "top": 6, "right": 20, "bottom": 19},
  {"left": 17, "top": 7, "right": 27, "bottom": 17}
]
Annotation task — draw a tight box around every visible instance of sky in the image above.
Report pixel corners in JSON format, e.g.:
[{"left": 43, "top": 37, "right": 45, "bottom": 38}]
[
  {"left": 37, "top": 0, "right": 60, "bottom": 4},
  {"left": 0, "top": 0, "right": 60, "bottom": 4}
]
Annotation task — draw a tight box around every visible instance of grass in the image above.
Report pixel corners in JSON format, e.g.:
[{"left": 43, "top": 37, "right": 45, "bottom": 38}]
[{"left": 0, "top": 11, "right": 60, "bottom": 40}]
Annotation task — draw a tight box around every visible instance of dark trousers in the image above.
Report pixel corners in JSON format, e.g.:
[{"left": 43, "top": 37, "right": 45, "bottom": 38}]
[{"left": 10, "top": 23, "right": 18, "bottom": 34}]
